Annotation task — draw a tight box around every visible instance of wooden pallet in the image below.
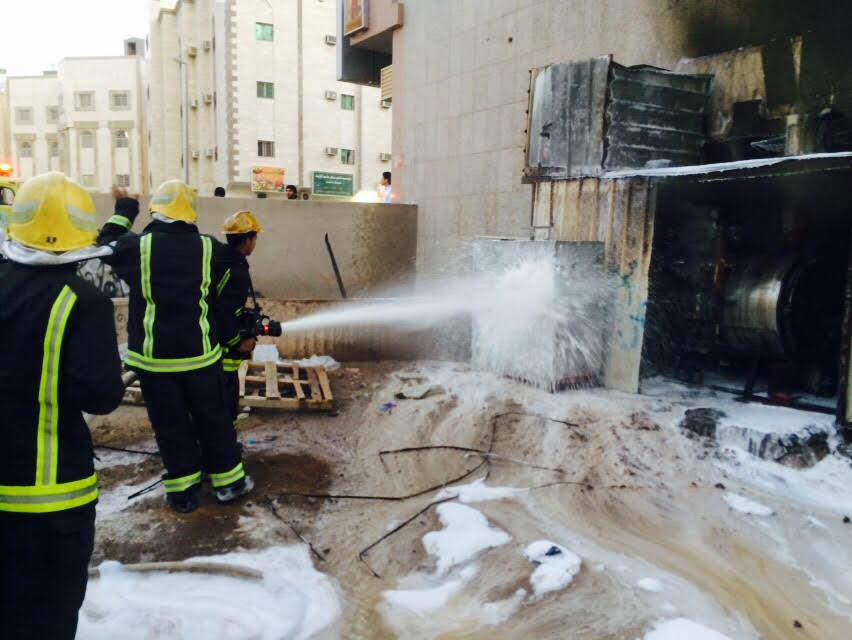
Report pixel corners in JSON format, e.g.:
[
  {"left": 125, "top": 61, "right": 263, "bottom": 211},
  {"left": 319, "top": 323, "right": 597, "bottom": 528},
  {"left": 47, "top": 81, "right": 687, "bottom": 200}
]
[
  {"left": 120, "top": 361, "right": 334, "bottom": 412},
  {"left": 238, "top": 360, "right": 334, "bottom": 411}
]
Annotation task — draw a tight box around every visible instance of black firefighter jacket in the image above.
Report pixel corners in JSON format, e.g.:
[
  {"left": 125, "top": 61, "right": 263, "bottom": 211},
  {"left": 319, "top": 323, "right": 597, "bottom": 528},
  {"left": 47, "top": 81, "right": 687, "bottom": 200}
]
[
  {"left": 99, "top": 217, "right": 224, "bottom": 374},
  {"left": 0, "top": 261, "right": 124, "bottom": 513},
  {"left": 214, "top": 244, "right": 252, "bottom": 373}
]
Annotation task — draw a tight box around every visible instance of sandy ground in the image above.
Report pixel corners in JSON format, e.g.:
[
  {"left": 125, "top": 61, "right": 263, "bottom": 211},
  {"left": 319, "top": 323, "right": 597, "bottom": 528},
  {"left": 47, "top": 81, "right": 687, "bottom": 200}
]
[{"left": 88, "top": 361, "right": 852, "bottom": 639}]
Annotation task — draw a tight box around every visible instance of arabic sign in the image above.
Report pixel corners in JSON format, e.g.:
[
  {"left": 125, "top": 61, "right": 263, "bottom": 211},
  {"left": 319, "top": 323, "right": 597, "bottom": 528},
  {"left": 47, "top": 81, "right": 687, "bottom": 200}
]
[
  {"left": 343, "top": 0, "right": 367, "bottom": 36},
  {"left": 250, "top": 166, "right": 286, "bottom": 192},
  {"left": 313, "top": 171, "right": 354, "bottom": 196}
]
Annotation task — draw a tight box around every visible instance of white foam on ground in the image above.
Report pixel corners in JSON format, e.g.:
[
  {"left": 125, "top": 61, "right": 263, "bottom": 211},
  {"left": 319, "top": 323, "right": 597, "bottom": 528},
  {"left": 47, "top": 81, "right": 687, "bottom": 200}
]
[
  {"left": 642, "top": 617, "right": 735, "bottom": 640},
  {"left": 435, "top": 478, "right": 527, "bottom": 503},
  {"left": 716, "top": 448, "right": 852, "bottom": 515},
  {"left": 382, "top": 565, "right": 477, "bottom": 611},
  {"left": 523, "top": 540, "right": 582, "bottom": 597},
  {"left": 423, "top": 503, "right": 511, "bottom": 574},
  {"left": 78, "top": 546, "right": 340, "bottom": 640},
  {"left": 637, "top": 577, "right": 664, "bottom": 592},
  {"left": 723, "top": 492, "right": 774, "bottom": 516}
]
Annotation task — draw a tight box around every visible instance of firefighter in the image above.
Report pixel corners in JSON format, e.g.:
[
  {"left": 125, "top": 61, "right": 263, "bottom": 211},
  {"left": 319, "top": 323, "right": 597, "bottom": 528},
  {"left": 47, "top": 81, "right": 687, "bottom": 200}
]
[
  {"left": 0, "top": 173, "right": 125, "bottom": 639},
  {"left": 98, "top": 180, "right": 252, "bottom": 513},
  {"left": 216, "top": 211, "right": 263, "bottom": 424}
]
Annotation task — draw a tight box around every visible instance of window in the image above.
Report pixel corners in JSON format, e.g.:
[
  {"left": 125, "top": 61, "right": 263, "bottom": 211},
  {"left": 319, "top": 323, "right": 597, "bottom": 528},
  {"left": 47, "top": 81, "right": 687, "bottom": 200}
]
[
  {"left": 115, "top": 174, "right": 130, "bottom": 187},
  {"left": 256, "top": 81, "right": 274, "bottom": 99},
  {"left": 20, "top": 142, "right": 32, "bottom": 158},
  {"left": 255, "top": 22, "right": 273, "bottom": 41},
  {"left": 80, "top": 131, "right": 94, "bottom": 148},
  {"left": 340, "top": 148, "right": 355, "bottom": 164},
  {"left": 110, "top": 91, "right": 130, "bottom": 109},
  {"left": 80, "top": 175, "right": 95, "bottom": 187},
  {"left": 257, "top": 140, "right": 275, "bottom": 157},
  {"left": 341, "top": 94, "right": 354, "bottom": 111},
  {"left": 46, "top": 106, "right": 60, "bottom": 122},
  {"left": 49, "top": 142, "right": 59, "bottom": 157},
  {"left": 15, "top": 108, "right": 32, "bottom": 124},
  {"left": 75, "top": 92, "right": 94, "bottom": 110},
  {"left": 114, "top": 130, "right": 129, "bottom": 148}
]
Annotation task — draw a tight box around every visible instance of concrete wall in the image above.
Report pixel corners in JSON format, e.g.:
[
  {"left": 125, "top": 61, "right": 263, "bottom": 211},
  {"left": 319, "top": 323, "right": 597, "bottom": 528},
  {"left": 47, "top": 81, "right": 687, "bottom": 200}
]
[
  {"left": 389, "top": 0, "right": 848, "bottom": 281},
  {"left": 91, "top": 194, "right": 417, "bottom": 299}
]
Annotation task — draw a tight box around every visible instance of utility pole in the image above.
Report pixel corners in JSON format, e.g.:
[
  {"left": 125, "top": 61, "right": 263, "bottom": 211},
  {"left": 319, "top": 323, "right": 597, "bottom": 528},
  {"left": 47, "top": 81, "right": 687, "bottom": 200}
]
[{"left": 174, "top": 42, "right": 189, "bottom": 184}]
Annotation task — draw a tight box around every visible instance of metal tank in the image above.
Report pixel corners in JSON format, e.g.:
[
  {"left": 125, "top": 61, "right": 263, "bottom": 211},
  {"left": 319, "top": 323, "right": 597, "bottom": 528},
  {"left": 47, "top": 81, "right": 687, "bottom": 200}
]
[{"left": 721, "top": 256, "right": 842, "bottom": 364}]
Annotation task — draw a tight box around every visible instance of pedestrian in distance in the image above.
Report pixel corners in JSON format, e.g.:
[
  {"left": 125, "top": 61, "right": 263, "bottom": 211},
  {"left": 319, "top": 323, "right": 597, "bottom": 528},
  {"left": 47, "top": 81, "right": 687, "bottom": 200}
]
[
  {"left": 98, "top": 180, "right": 253, "bottom": 513},
  {"left": 216, "top": 211, "right": 263, "bottom": 424},
  {"left": 214, "top": 186, "right": 226, "bottom": 197},
  {"left": 379, "top": 171, "right": 393, "bottom": 203},
  {"left": 285, "top": 184, "right": 298, "bottom": 200},
  {"left": 0, "top": 172, "right": 125, "bottom": 639}
]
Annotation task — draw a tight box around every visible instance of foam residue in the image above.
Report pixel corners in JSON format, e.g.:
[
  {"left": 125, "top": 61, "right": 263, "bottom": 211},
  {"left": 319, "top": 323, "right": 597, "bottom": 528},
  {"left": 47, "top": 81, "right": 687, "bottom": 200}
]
[
  {"left": 723, "top": 492, "right": 774, "bottom": 516},
  {"left": 523, "top": 540, "right": 582, "bottom": 596},
  {"left": 637, "top": 577, "right": 664, "bottom": 592},
  {"left": 435, "top": 478, "right": 527, "bottom": 503},
  {"left": 78, "top": 546, "right": 340, "bottom": 640},
  {"left": 642, "top": 617, "right": 735, "bottom": 640},
  {"left": 422, "top": 503, "right": 511, "bottom": 574}
]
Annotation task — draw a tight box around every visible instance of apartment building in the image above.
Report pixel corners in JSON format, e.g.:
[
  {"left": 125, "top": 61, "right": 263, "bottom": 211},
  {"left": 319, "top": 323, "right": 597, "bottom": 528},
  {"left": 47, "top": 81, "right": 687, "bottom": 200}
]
[
  {"left": 149, "top": 0, "right": 391, "bottom": 197},
  {"left": 6, "top": 40, "right": 148, "bottom": 193},
  {"left": 0, "top": 70, "right": 10, "bottom": 164}
]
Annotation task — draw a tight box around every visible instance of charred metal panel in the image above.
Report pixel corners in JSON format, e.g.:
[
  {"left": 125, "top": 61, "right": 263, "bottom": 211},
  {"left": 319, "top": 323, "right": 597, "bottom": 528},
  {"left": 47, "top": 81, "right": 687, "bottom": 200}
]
[
  {"left": 525, "top": 58, "right": 711, "bottom": 180},
  {"left": 604, "top": 64, "right": 713, "bottom": 171},
  {"left": 525, "top": 57, "right": 611, "bottom": 179}
]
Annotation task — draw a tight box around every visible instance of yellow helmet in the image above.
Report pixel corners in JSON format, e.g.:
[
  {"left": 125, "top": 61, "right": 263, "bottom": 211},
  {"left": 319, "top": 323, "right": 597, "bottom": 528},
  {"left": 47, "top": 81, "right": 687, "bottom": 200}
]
[
  {"left": 223, "top": 210, "right": 263, "bottom": 235},
  {"left": 150, "top": 179, "right": 198, "bottom": 223},
  {"left": 7, "top": 172, "right": 97, "bottom": 252}
]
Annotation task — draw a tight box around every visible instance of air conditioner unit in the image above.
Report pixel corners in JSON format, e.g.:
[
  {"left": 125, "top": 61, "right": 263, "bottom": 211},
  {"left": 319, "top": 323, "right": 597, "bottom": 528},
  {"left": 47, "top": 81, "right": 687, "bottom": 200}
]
[
  {"left": 324, "top": 146, "right": 338, "bottom": 156},
  {"left": 379, "top": 152, "right": 392, "bottom": 162},
  {"left": 187, "top": 46, "right": 198, "bottom": 57},
  {"left": 190, "top": 99, "right": 199, "bottom": 108},
  {"left": 205, "top": 148, "right": 214, "bottom": 157},
  {"left": 202, "top": 40, "right": 212, "bottom": 51},
  {"left": 203, "top": 93, "right": 213, "bottom": 104},
  {"left": 324, "top": 34, "right": 337, "bottom": 45},
  {"left": 191, "top": 151, "right": 199, "bottom": 159},
  {"left": 298, "top": 187, "right": 311, "bottom": 200},
  {"left": 380, "top": 99, "right": 392, "bottom": 109},
  {"left": 324, "top": 90, "right": 337, "bottom": 100}
]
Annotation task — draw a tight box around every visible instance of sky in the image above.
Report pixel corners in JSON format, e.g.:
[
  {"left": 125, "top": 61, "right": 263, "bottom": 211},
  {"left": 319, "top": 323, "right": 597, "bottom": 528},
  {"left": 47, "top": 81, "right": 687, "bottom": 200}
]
[{"left": 0, "top": 0, "right": 150, "bottom": 76}]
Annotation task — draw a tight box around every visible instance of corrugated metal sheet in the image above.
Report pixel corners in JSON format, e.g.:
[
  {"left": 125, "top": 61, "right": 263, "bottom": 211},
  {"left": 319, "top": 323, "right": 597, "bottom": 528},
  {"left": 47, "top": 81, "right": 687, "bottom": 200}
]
[
  {"left": 531, "top": 178, "right": 656, "bottom": 392},
  {"left": 380, "top": 65, "right": 393, "bottom": 101},
  {"left": 604, "top": 64, "right": 713, "bottom": 171},
  {"left": 525, "top": 58, "right": 712, "bottom": 179}
]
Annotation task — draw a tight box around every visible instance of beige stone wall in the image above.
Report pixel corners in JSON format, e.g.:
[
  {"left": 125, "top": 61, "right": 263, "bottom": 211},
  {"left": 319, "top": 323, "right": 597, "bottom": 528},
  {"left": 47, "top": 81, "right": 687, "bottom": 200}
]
[
  {"left": 389, "top": 0, "right": 813, "bottom": 280},
  {"left": 91, "top": 194, "right": 416, "bottom": 299}
]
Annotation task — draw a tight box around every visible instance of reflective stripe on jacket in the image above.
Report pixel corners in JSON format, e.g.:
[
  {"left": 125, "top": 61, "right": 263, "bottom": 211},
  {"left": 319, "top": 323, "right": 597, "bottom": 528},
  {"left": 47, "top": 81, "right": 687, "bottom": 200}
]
[
  {"left": 0, "top": 263, "right": 124, "bottom": 513},
  {"left": 100, "top": 219, "right": 223, "bottom": 373}
]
